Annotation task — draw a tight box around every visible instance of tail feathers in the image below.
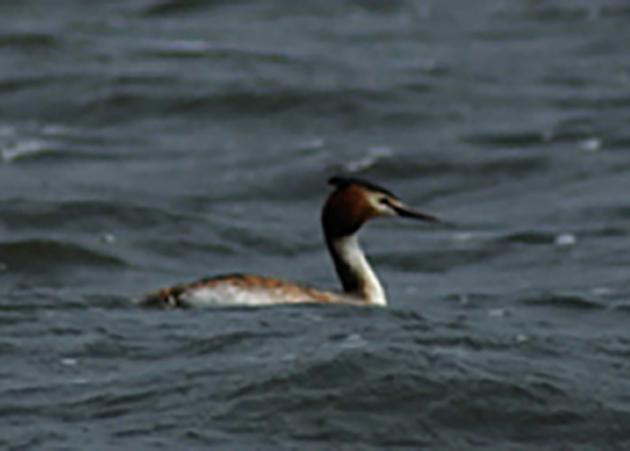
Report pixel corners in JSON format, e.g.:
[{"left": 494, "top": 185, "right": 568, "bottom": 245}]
[{"left": 136, "top": 285, "right": 190, "bottom": 309}]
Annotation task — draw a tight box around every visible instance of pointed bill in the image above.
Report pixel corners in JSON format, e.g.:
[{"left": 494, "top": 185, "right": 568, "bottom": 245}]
[{"left": 389, "top": 199, "right": 439, "bottom": 222}]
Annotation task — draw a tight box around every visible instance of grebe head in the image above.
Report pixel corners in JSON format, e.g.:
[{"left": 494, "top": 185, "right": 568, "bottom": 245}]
[{"left": 322, "top": 176, "right": 438, "bottom": 238}]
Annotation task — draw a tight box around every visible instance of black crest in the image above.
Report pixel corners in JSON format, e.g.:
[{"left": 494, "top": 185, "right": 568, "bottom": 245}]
[{"left": 328, "top": 176, "right": 397, "bottom": 198}]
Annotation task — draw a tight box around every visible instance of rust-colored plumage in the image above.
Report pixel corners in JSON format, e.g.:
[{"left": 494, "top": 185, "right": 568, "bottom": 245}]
[
  {"left": 322, "top": 184, "right": 381, "bottom": 238},
  {"left": 138, "top": 176, "right": 438, "bottom": 308}
]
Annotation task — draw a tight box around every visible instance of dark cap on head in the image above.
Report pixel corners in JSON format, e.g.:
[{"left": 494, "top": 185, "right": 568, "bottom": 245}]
[{"left": 328, "top": 176, "right": 397, "bottom": 198}]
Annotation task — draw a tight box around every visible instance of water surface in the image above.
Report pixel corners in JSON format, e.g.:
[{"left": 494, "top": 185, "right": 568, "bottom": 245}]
[{"left": 1, "top": 1, "right": 630, "bottom": 449}]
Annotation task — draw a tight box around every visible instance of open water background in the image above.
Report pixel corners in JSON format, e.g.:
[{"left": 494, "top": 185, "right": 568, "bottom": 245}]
[{"left": 1, "top": 0, "right": 630, "bottom": 449}]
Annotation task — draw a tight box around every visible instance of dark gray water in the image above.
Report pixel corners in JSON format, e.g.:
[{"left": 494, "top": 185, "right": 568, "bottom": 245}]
[{"left": 2, "top": 0, "right": 630, "bottom": 449}]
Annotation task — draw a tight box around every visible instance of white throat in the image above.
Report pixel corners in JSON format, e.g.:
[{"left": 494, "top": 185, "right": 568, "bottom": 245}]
[{"left": 329, "top": 234, "right": 387, "bottom": 306}]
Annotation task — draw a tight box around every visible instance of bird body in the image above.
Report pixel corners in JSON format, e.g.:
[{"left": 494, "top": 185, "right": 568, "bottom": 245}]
[{"left": 138, "top": 176, "right": 437, "bottom": 308}]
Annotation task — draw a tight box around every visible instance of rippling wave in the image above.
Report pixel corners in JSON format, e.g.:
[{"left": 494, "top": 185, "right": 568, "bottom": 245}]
[
  {"left": 0, "top": 240, "right": 125, "bottom": 273},
  {"left": 1, "top": 0, "right": 629, "bottom": 449}
]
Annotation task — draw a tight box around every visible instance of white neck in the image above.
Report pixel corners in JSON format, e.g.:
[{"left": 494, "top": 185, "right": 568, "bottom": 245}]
[{"left": 327, "top": 234, "right": 387, "bottom": 306}]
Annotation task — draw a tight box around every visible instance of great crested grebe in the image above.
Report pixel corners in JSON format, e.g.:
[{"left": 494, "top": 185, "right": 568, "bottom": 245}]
[{"left": 138, "top": 176, "right": 438, "bottom": 308}]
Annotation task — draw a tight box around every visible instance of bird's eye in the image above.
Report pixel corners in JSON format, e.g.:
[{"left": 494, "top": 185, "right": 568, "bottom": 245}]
[{"left": 379, "top": 197, "right": 390, "bottom": 205}]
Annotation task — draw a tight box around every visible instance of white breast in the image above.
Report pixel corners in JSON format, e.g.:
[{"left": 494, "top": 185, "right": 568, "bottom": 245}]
[{"left": 178, "top": 283, "right": 315, "bottom": 307}]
